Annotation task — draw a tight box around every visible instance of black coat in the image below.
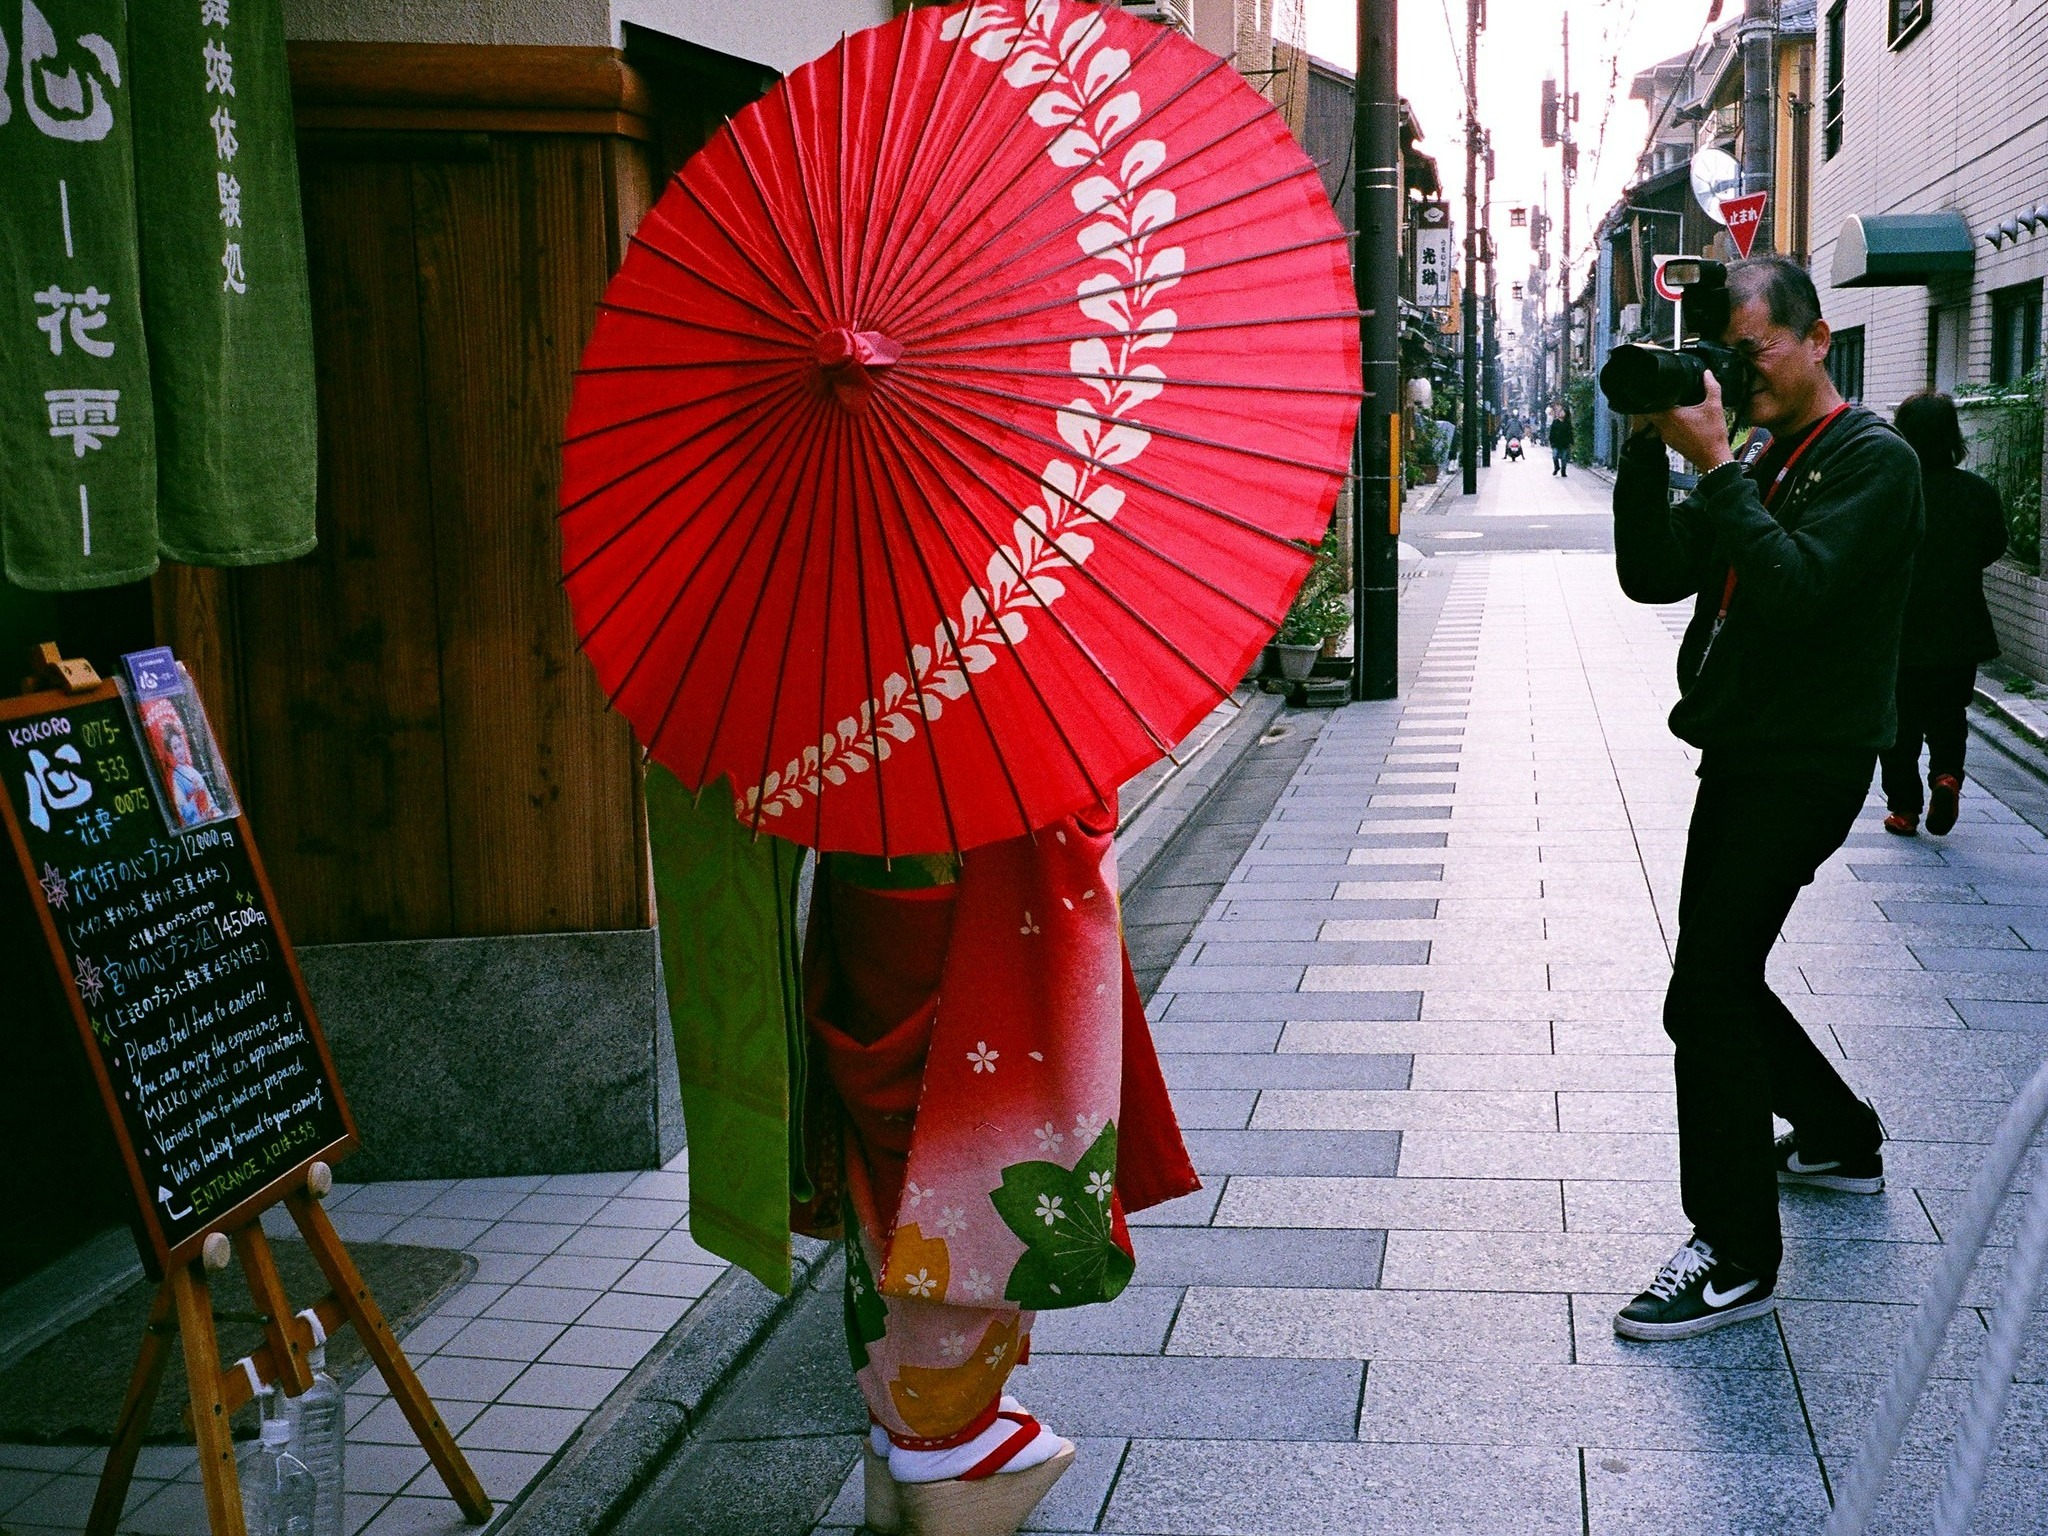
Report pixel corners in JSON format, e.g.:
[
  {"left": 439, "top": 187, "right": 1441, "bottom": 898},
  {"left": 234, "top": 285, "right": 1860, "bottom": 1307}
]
[
  {"left": 1614, "top": 408, "right": 1925, "bottom": 769},
  {"left": 1547, "top": 417, "right": 1573, "bottom": 450},
  {"left": 1900, "top": 465, "right": 2007, "bottom": 666}
]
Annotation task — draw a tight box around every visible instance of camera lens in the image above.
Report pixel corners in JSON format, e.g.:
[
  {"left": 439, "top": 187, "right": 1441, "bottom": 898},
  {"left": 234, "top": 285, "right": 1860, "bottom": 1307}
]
[{"left": 1599, "top": 345, "right": 1709, "bottom": 415}]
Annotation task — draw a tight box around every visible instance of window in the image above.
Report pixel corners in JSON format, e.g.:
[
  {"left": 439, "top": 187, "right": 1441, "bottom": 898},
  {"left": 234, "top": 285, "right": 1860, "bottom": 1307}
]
[
  {"left": 1992, "top": 282, "right": 2044, "bottom": 387},
  {"left": 1888, "top": 0, "right": 1930, "bottom": 48},
  {"left": 1823, "top": 3, "right": 1846, "bottom": 159},
  {"left": 1828, "top": 325, "right": 1866, "bottom": 404},
  {"left": 1927, "top": 305, "right": 1965, "bottom": 393}
]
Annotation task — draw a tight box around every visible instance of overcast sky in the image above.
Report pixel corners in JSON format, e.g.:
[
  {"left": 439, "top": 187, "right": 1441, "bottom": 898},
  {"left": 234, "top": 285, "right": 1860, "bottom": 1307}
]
[{"left": 1300, "top": 0, "right": 1720, "bottom": 294}]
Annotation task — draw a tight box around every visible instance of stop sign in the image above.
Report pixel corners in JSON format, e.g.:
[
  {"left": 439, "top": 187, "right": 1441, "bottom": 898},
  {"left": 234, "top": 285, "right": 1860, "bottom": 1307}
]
[{"left": 1722, "top": 193, "right": 1769, "bottom": 258}]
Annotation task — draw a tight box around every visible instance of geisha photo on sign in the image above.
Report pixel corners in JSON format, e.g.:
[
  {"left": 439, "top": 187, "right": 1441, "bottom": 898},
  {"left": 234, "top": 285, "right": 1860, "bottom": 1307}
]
[{"left": 117, "top": 644, "right": 237, "bottom": 831}]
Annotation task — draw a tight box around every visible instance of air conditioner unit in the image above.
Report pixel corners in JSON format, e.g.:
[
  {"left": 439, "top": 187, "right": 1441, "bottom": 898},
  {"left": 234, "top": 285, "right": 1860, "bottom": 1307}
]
[{"left": 1118, "top": 0, "right": 1190, "bottom": 27}]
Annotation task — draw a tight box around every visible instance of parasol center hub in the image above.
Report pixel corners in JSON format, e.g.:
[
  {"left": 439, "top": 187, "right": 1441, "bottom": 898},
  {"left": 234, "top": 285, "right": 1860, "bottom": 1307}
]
[
  {"left": 814, "top": 326, "right": 903, "bottom": 372},
  {"left": 813, "top": 327, "right": 903, "bottom": 410}
]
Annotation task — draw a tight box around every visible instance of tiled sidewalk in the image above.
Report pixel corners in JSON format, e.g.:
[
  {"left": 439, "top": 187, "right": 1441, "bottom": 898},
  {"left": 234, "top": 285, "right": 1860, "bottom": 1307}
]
[
  {"left": 0, "top": 1150, "right": 722, "bottom": 1536},
  {"left": 817, "top": 547, "right": 2048, "bottom": 1534}
]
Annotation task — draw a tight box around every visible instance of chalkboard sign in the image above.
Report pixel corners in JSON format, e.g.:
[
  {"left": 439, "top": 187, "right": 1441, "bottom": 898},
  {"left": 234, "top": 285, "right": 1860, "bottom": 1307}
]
[{"left": 0, "top": 680, "right": 355, "bottom": 1273}]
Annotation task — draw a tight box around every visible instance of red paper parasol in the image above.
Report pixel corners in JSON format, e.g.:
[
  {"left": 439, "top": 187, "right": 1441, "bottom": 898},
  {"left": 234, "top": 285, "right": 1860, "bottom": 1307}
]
[{"left": 562, "top": 0, "right": 1361, "bottom": 855}]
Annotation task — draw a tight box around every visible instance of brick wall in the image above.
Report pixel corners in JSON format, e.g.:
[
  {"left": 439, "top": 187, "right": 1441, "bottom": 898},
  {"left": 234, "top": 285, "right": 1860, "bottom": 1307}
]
[
  {"left": 1808, "top": 1, "right": 2048, "bottom": 676},
  {"left": 1987, "top": 561, "right": 2048, "bottom": 680},
  {"left": 1808, "top": 0, "right": 2048, "bottom": 414}
]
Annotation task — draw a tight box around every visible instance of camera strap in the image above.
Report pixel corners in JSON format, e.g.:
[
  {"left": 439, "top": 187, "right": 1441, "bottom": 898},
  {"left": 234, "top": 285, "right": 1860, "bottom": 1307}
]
[{"left": 1698, "top": 402, "right": 1852, "bottom": 669}]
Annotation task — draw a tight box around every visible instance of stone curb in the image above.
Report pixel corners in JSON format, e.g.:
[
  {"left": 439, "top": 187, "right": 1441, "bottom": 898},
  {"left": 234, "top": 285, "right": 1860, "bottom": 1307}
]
[
  {"left": 1117, "top": 689, "right": 1288, "bottom": 899},
  {"left": 1403, "top": 474, "right": 1460, "bottom": 518},
  {"left": 491, "top": 1237, "right": 832, "bottom": 1536},
  {"left": 495, "top": 699, "right": 1287, "bottom": 1536},
  {"left": 1973, "top": 685, "right": 2048, "bottom": 783}
]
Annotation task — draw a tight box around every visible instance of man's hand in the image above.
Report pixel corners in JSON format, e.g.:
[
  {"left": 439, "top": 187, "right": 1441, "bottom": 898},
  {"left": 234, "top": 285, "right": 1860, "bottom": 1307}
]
[{"left": 1648, "top": 370, "right": 1735, "bottom": 474}]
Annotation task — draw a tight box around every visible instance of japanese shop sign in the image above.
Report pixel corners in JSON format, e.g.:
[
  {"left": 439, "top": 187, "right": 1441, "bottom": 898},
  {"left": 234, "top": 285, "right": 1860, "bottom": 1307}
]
[{"left": 1414, "top": 201, "right": 1453, "bottom": 309}]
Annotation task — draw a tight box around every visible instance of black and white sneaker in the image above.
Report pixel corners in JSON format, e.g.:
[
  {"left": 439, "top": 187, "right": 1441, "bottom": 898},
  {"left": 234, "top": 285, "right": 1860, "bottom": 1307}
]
[
  {"left": 1614, "top": 1238, "right": 1776, "bottom": 1341},
  {"left": 1775, "top": 1131, "right": 1884, "bottom": 1194}
]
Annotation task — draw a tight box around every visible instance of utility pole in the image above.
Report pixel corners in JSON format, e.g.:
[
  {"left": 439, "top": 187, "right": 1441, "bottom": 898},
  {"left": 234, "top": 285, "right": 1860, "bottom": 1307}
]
[
  {"left": 1460, "top": 0, "right": 1481, "bottom": 496},
  {"left": 1558, "top": 12, "right": 1575, "bottom": 407},
  {"left": 1353, "top": 0, "right": 1399, "bottom": 700},
  {"left": 1481, "top": 139, "right": 1498, "bottom": 468},
  {"left": 1740, "top": 0, "right": 1776, "bottom": 251},
  {"left": 1532, "top": 172, "right": 1551, "bottom": 410}
]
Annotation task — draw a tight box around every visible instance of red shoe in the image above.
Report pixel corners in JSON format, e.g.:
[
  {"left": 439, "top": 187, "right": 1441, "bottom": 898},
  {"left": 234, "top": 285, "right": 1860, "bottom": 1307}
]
[
  {"left": 1883, "top": 813, "right": 1917, "bottom": 837},
  {"left": 1927, "top": 775, "right": 1961, "bottom": 836}
]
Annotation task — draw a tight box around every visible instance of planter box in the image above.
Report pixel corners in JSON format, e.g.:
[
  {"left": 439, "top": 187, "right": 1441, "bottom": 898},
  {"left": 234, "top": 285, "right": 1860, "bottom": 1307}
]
[{"left": 1985, "top": 559, "right": 2048, "bottom": 682}]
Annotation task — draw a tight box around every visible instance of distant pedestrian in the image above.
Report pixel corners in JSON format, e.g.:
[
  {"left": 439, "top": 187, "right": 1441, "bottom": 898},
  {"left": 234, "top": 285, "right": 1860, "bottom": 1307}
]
[
  {"left": 1880, "top": 391, "right": 2007, "bottom": 838},
  {"left": 1610, "top": 255, "right": 1921, "bottom": 1341},
  {"left": 1548, "top": 408, "right": 1573, "bottom": 475}
]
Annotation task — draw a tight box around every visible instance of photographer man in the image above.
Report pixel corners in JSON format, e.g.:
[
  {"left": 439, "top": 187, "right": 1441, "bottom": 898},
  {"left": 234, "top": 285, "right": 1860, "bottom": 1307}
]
[{"left": 1610, "top": 256, "right": 1923, "bottom": 1341}]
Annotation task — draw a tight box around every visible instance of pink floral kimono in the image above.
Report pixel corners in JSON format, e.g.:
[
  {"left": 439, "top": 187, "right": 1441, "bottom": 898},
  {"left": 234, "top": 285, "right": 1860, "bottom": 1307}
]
[{"left": 799, "top": 803, "right": 1196, "bottom": 1445}]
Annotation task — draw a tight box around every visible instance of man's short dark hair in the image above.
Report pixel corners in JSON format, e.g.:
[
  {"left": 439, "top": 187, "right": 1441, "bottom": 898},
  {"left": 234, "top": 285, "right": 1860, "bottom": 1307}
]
[{"left": 1725, "top": 255, "right": 1824, "bottom": 338}]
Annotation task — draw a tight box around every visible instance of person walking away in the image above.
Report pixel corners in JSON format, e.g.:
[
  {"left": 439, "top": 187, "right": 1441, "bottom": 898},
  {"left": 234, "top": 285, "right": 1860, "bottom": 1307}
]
[
  {"left": 1549, "top": 407, "right": 1574, "bottom": 475},
  {"left": 1879, "top": 391, "right": 2007, "bottom": 837},
  {"left": 1610, "top": 255, "right": 1924, "bottom": 1340}
]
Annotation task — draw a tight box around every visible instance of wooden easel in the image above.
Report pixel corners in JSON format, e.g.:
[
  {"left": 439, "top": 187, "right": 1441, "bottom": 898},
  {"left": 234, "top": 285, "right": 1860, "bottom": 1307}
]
[
  {"left": 0, "top": 648, "right": 488, "bottom": 1536},
  {"left": 87, "top": 1162, "right": 491, "bottom": 1536}
]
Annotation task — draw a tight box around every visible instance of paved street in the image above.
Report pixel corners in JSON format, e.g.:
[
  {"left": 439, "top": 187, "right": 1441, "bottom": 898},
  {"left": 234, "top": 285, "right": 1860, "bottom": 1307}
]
[
  {"left": 789, "top": 463, "right": 2048, "bottom": 1534},
  {"left": 16, "top": 470, "right": 2048, "bottom": 1536},
  {"left": 1401, "top": 450, "right": 1616, "bottom": 556}
]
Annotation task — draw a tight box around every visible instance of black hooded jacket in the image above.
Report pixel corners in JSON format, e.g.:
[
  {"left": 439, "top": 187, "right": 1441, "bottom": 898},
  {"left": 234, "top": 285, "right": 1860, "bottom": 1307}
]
[{"left": 1614, "top": 406, "right": 1925, "bottom": 778}]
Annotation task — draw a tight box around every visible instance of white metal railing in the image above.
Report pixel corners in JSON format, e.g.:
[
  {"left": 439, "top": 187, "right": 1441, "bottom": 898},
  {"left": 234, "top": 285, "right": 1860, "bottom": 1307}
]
[{"left": 1825, "top": 1055, "right": 2048, "bottom": 1535}]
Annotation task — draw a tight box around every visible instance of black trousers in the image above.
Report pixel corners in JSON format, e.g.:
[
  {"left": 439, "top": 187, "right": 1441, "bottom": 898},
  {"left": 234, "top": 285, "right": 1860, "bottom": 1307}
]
[
  {"left": 1879, "top": 661, "right": 1978, "bottom": 816},
  {"left": 1665, "top": 768, "right": 1884, "bottom": 1276}
]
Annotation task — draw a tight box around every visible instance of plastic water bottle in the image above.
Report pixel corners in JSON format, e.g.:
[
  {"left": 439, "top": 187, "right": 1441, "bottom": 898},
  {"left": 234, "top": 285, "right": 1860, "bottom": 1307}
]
[
  {"left": 239, "top": 1402, "right": 315, "bottom": 1536},
  {"left": 237, "top": 1397, "right": 282, "bottom": 1536},
  {"left": 283, "top": 1313, "right": 347, "bottom": 1536},
  {"left": 271, "top": 1443, "right": 316, "bottom": 1536}
]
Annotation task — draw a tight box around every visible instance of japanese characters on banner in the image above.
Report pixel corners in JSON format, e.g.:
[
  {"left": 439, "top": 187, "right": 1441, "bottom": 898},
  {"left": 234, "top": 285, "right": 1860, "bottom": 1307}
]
[
  {"left": 0, "top": 1, "right": 159, "bottom": 590},
  {"left": 0, "top": 0, "right": 316, "bottom": 594},
  {"left": 131, "top": 0, "right": 317, "bottom": 569},
  {"left": 1414, "top": 201, "right": 1453, "bottom": 310}
]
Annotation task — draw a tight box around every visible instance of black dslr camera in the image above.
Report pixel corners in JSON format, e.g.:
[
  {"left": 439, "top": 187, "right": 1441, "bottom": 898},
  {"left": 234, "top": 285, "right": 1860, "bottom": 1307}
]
[{"left": 1598, "top": 259, "right": 1756, "bottom": 418}]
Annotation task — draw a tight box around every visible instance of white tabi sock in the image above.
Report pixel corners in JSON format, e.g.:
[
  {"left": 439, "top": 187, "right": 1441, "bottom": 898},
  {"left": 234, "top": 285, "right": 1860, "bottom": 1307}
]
[{"left": 885, "top": 1398, "right": 1070, "bottom": 1485}]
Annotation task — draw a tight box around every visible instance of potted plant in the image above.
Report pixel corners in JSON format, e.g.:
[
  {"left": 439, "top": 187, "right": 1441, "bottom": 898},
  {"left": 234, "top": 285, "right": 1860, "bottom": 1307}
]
[
  {"left": 1314, "top": 590, "right": 1352, "bottom": 658},
  {"left": 1408, "top": 429, "right": 1439, "bottom": 486},
  {"left": 1273, "top": 608, "right": 1324, "bottom": 680},
  {"left": 1274, "top": 523, "right": 1348, "bottom": 679}
]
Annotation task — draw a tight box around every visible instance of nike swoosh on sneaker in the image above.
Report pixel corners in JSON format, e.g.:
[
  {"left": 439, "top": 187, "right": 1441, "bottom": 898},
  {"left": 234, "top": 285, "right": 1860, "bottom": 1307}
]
[
  {"left": 1785, "top": 1152, "right": 1841, "bottom": 1174},
  {"left": 1702, "top": 1278, "right": 1760, "bottom": 1308}
]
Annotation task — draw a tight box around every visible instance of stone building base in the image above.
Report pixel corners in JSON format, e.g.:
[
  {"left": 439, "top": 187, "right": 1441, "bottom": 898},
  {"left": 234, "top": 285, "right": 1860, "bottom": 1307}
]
[{"left": 299, "top": 928, "right": 685, "bottom": 1183}]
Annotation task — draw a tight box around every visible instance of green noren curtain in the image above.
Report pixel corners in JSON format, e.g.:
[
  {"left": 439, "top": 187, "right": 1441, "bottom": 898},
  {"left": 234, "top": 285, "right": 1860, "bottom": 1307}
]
[
  {"left": 0, "top": 0, "right": 315, "bottom": 593},
  {"left": 647, "top": 768, "right": 809, "bottom": 1295}
]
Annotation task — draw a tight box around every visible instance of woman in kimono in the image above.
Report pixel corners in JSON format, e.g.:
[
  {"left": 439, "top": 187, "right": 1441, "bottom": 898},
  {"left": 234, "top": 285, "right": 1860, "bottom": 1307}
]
[{"left": 800, "top": 801, "right": 1196, "bottom": 1536}]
